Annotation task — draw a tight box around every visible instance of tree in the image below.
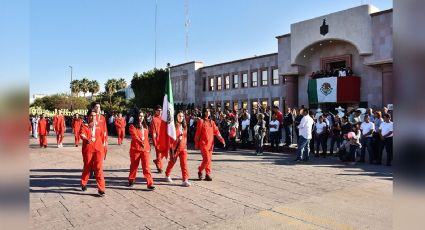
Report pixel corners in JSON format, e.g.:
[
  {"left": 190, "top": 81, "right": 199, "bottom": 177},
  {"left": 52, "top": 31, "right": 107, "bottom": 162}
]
[
  {"left": 70, "top": 80, "right": 81, "bottom": 97},
  {"left": 131, "top": 68, "right": 167, "bottom": 108},
  {"left": 116, "top": 78, "right": 127, "bottom": 91},
  {"left": 88, "top": 80, "right": 100, "bottom": 99},
  {"left": 105, "top": 79, "right": 117, "bottom": 104},
  {"left": 30, "top": 94, "right": 89, "bottom": 110},
  {"left": 80, "top": 78, "right": 90, "bottom": 97}
]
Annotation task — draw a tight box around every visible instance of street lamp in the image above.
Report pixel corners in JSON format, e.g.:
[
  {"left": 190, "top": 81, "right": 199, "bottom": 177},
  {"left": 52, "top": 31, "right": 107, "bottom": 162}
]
[{"left": 69, "top": 65, "right": 73, "bottom": 112}]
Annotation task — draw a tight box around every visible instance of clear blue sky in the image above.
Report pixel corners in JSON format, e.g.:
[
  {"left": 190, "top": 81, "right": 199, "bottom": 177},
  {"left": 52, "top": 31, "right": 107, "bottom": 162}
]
[{"left": 29, "top": 0, "right": 392, "bottom": 96}]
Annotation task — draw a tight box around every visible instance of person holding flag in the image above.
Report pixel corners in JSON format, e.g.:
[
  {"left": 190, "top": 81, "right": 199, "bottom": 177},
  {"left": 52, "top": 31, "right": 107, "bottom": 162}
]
[
  {"left": 150, "top": 105, "right": 166, "bottom": 173},
  {"left": 165, "top": 111, "right": 191, "bottom": 187},
  {"left": 53, "top": 110, "right": 65, "bottom": 148},
  {"left": 72, "top": 113, "right": 83, "bottom": 147},
  {"left": 155, "top": 63, "right": 178, "bottom": 173},
  {"left": 195, "top": 108, "right": 225, "bottom": 181},
  {"left": 114, "top": 112, "right": 126, "bottom": 145}
]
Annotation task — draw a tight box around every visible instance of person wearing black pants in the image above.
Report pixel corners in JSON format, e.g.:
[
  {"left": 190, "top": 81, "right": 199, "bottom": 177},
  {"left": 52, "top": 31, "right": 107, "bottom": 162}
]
[
  {"left": 269, "top": 114, "right": 280, "bottom": 151},
  {"left": 378, "top": 114, "right": 393, "bottom": 166},
  {"left": 314, "top": 116, "right": 328, "bottom": 157},
  {"left": 330, "top": 116, "right": 342, "bottom": 156}
]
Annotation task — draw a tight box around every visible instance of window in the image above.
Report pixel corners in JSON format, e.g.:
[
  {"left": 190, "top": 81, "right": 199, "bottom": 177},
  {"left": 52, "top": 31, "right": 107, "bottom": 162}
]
[
  {"left": 273, "top": 99, "right": 280, "bottom": 108},
  {"left": 251, "top": 100, "right": 258, "bottom": 111},
  {"left": 251, "top": 71, "right": 258, "bottom": 87},
  {"left": 261, "top": 69, "right": 268, "bottom": 86},
  {"left": 202, "top": 78, "right": 206, "bottom": 91},
  {"left": 242, "top": 73, "right": 248, "bottom": 88},
  {"left": 242, "top": 101, "right": 248, "bottom": 109},
  {"left": 233, "top": 101, "right": 239, "bottom": 110},
  {"left": 261, "top": 99, "right": 268, "bottom": 109},
  {"left": 272, "top": 68, "right": 279, "bottom": 85},
  {"left": 209, "top": 77, "right": 214, "bottom": 91},
  {"left": 217, "top": 76, "right": 222, "bottom": 90},
  {"left": 233, "top": 74, "right": 239, "bottom": 88},
  {"left": 225, "top": 75, "right": 230, "bottom": 89}
]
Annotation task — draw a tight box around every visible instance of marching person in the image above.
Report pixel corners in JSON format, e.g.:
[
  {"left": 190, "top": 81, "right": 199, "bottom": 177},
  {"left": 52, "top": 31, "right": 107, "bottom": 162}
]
[
  {"left": 165, "top": 111, "right": 191, "bottom": 187},
  {"left": 37, "top": 114, "right": 48, "bottom": 148},
  {"left": 79, "top": 110, "right": 107, "bottom": 196},
  {"left": 72, "top": 113, "right": 83, "bottom": 147},
  {"left": 53, "top": 111, "right": 66, "bottom": 148},
  {"left": 93, "top": 103, "right": 108, "bottom": 156},
  {"left": 195, "top": 108, "right": 225, "bottom": 181},
  {"left": 150, "top": 105, "right": 166, "bottom": 173},
  {"left": 114, "top": 112, "right": 127, "bottom": 145},
  {"left": 128, "top": 111, "right": 155, "bottom": 190}
]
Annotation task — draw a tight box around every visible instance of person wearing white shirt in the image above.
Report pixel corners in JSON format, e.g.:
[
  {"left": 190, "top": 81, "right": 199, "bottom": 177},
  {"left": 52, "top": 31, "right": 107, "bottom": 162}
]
[
  {"left": 269, "top": 114, "right": 280, "bottom": 151},
  {"left": 360, "top": 114, "right": 375, "bottom": 163},
  {"left": 240, "top": 114, "right": 250, "bottom": 148},
  {"left": 295, "top": 109, "right": 314, "bottom": 161},
  {"left": 314, "top": 116, "right": 329, "bottom": 157},
  {"left": 379, "top": 114, "right": 393, "bottom": 166}
]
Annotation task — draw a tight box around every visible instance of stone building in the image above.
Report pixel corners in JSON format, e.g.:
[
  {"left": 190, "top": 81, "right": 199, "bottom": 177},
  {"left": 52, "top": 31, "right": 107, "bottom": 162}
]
[{"left": 170, "top": 5, "right": 393, "bottom": 112}]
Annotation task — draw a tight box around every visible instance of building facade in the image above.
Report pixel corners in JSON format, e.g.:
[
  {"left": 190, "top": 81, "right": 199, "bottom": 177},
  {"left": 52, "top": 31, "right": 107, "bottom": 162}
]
[{"left": 170, "top": 5, "right": 393, "bottom": 112}]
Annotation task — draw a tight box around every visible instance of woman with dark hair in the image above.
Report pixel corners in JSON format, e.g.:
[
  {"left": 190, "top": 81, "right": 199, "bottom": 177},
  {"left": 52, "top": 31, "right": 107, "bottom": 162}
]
[
  {"left": 194, "top": 108, "right": 225, "bottom": 181},
  {"left": 128, "top": 111, "right": 155, "bottom": 190},
  {"left": 165, "top": 111, "right": 191, "bottom": 187}
]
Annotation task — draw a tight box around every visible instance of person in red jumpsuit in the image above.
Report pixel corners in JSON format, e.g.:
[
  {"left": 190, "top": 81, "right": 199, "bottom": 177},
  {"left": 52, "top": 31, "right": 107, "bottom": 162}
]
[
  {"left": 128, "top": 111, "right": 155, "bottom": 190},
  {"left": 195, "top": 108, "right": 225, "bottom": 181},
  {"left": 37, "top": 114, "right": 48, "bottom": 148},
  {"left": 53, "top": 111, "right": 65, "bottom": 148},
  {"left": 150, "top": 105, "right": 166, "bottom": 173},
  {"left": 165, "top": 111, "right": 191, "bottom": 187},
  {"left": 79, "top": 110, "right": 107, "bottom": 196},
  {"left": 72, "top": 113, "right": 83, "bottom": 147},
  {"left": 93, "top": 103, "right": 108, "bottom": 156},
  {"left": 114, "top": 112, "right": 126, "bottom": 145}
]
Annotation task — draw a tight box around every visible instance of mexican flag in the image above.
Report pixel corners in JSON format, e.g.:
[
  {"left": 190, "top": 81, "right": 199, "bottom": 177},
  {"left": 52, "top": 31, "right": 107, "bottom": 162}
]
[
  {"left": 158, "top": 70, "right": 177, "bottom": 154},
  {"left": 308, "top": 76, "right": 361, "bottom": 103}
]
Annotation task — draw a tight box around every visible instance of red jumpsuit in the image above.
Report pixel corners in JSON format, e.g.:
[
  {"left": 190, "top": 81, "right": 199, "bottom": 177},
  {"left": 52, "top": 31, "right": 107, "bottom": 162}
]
[
  {"left": 194, "top": 118, "right": 225, "bottom": 176},
  {"left": 114, "top": 118, "right": 126, "bottom": 145},
  {"left": 165, "top": 124, "right": 189, "bottom": 181},
  {"left": 95, "top": 114, "right": 108, "bottom": 155},
  {"left": 38, "top": 118, "right": 48, "bottom": 148},
  {"left": 129, "top": 124, "right": 154, "bottom": 187},
  {"left": 150, "top": 114, "right": 166, "bottom": 170},
  {"left": 79, "top": 121, "right": 106, "bottom": 192},
  {"left": 72, "top": 118, "right": 83, "bottom": 146},
  {"left": 53, "top": 115, "right": 65, "bottom": 145}
]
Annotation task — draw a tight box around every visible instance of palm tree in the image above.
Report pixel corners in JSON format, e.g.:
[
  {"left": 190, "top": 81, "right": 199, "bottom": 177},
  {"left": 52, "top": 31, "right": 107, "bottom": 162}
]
[
  {"left": 105, "top": 79, "right": 117, "bottom": 104},
  {"left": 116, "top": 78, "right": 127, "bottom": 91},
  {"left": 70, "top": 80, "right": 81, "bottom": 97},
  {"left": 80, "top": 78, "right": 90, "bottom": 97},
  {"left": 88, "top": 80, "right": 100, "bottom": 100}
]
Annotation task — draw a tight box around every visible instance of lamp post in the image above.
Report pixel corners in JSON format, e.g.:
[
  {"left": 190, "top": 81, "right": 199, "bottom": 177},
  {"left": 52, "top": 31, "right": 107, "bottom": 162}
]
[{"left": 69, "top": 65, "right": 73, "bottom": 112}]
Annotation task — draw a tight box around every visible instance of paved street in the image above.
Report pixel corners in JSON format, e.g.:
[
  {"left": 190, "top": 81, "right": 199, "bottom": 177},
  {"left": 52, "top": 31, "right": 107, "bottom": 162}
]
[{"left": 30, "top": 132, "right": 392, "bottom": 230}]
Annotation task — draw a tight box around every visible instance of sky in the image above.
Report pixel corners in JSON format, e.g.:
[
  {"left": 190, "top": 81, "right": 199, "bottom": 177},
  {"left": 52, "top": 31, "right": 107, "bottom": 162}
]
[{"left": 28, "top": 0, "right": 392, "bottom": 97}]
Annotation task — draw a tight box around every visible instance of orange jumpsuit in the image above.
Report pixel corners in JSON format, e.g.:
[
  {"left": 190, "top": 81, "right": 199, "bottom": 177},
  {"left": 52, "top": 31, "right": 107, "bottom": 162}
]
[
  {"left": 150, "top": 114, "right": 166, "bottom": 170},
  {"left": 37, "top": 118, "right": 48, "bottom": 147},
  {"left": 114, "top": 118, "right": 126, "bottom": 145},
  {"left": 72, "top": 118, "right": 83, "bottom": 146},
  {"left": 79, "top": 121, "right": 106, "bottom": 192},
  {"left": 195, "top": 118, "right": 225, "bottom": 176},
  {"left": 165, "top": 124, "right": 189, "bottom": 181},
  {"left": 95, "top": 114, "right": 108, "bottom": 155},
  {"left": 53, "top": 115, "right": 65, "bottom": 145},
  {"left": 129, "top": 124, "right": 154, "bottom": 187}
]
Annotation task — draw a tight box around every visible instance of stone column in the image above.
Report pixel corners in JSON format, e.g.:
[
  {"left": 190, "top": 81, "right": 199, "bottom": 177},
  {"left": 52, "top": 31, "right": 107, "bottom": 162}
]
[
  {"left": 285, "top": 75, "right": 299, "bottom": 109},
  {"left": 382, "top": 64, "right": 393, "bottom": 107}
]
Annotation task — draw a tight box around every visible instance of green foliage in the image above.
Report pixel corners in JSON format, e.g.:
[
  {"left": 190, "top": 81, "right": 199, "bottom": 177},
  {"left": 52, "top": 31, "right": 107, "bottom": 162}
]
[
  {"left": 70, "top": 80, "right": 81, "bottom": 96},
  {"left": 131, "top": 68, "right": 168, "bottom": 108},
  {"left": 31, "top": 94, "right": 90, "bottom": 110},
  {"left": 88, "top": 80, "right": 100, "bottom": 99},
  {"left": 80, "top": 78, "right": 90, "bottom": 96},
  {"left": 116, "top": 78, "right": 127, "bottom": 91}
]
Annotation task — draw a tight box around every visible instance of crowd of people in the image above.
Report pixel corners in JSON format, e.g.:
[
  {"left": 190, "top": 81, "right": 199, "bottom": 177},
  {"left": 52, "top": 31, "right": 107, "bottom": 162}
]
[
  {"left": 29, "top": 102, "right": 393, "bottom": 197},
  {"left": 310, "top": 67, "right": 354, "bottom": 79}
]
